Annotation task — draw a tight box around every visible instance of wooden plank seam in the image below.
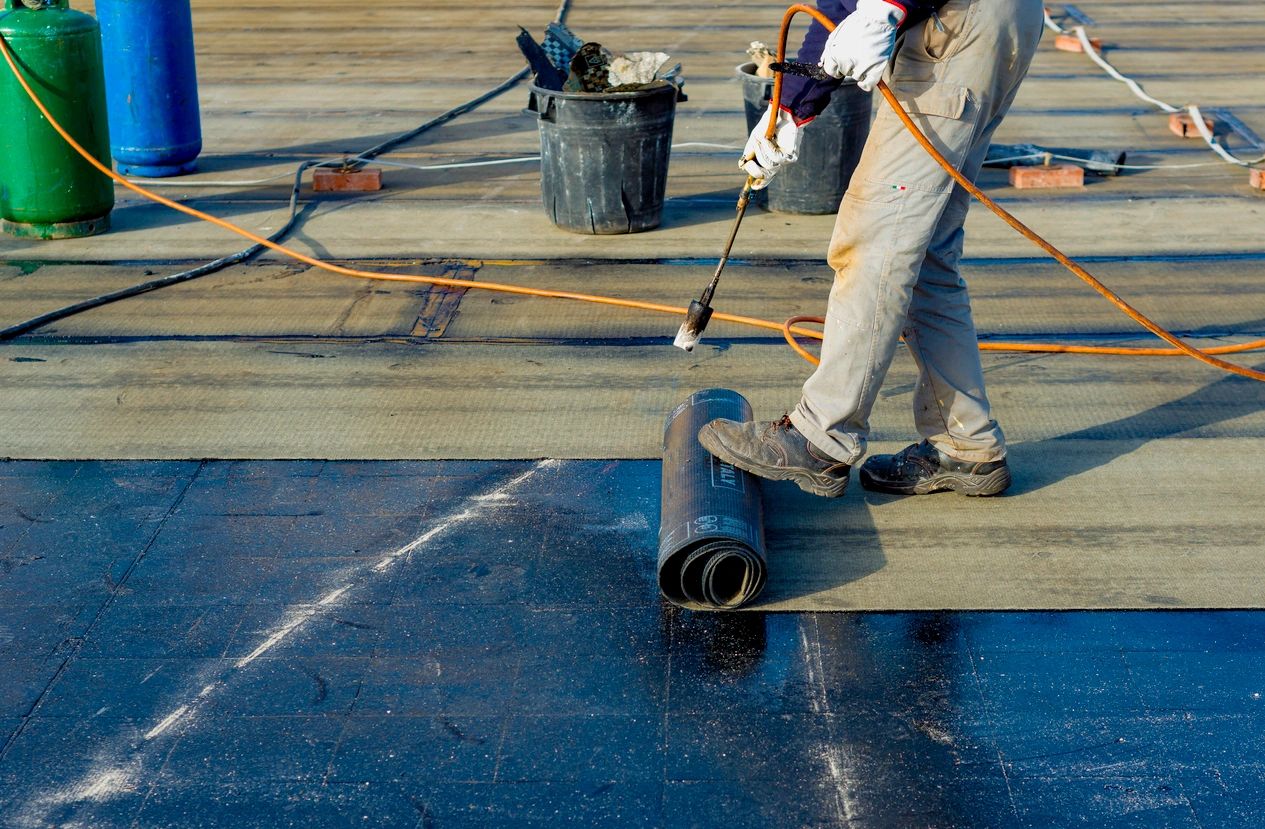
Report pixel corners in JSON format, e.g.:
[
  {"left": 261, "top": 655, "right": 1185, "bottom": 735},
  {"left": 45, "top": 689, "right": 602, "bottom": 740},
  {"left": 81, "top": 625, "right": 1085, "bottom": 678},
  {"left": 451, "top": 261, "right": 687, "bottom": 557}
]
[{"left": 411, "top": 262, "right": 479, "bottom": 337}]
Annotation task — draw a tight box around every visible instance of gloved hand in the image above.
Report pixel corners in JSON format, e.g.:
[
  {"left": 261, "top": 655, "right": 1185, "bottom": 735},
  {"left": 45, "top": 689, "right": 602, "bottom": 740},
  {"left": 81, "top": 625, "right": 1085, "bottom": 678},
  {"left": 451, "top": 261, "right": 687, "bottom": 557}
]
[
  {"left": 741, "top": 105, "right": 806, "bottom": 190},
  {"left": 821, "top": 0, "right": 905, "bottom": 92}
]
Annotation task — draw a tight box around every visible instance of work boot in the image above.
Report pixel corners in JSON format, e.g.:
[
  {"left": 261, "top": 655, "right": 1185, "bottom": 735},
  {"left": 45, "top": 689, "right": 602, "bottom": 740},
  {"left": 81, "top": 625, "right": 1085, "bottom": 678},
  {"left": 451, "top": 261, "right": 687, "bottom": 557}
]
[
  {"left": 697, "top": 415, "right": 851, "bottom": 498},
  {"left": 859, "top": 440, "right": 1011, "bottom": 497}
]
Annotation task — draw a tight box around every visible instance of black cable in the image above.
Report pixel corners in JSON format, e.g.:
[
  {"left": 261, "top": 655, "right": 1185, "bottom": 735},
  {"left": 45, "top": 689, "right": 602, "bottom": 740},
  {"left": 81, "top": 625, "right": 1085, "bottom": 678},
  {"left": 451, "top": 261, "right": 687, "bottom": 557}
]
[
  {"left": 355, "top": 69, "right": 532, "bottom": 163},
  {"left": 1, "top": 162, "right": 315, "bottom": 342},
  {"left": 1, "top": 0, "right": 570, "bottom": 342}
]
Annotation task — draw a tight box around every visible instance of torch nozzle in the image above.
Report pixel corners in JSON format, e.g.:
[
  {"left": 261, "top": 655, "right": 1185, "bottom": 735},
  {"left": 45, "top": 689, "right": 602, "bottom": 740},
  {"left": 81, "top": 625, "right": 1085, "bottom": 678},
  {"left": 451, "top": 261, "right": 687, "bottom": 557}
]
[{"left": 673, "top": 299, "right": 714, "bottom": 352}]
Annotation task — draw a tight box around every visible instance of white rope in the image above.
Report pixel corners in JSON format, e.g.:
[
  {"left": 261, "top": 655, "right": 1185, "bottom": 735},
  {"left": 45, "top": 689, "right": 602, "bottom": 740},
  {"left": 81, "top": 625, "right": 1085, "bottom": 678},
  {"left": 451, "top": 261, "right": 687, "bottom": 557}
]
[
  {"left": 125, "top": 143, "right": 745, "bottom": 188},
  {"left": 125, "top": 155, "right": 544, "bottom": 187},
  {"left": 1062, "top": 25, "right": 1263, "bottom": 169},
  {"left": 1083, "top": 154, "right": 1249, "bottom": 171},
  {"left": 126, "top": 169, "right": 317, "bottom": 187},
  {"left": 987, "top": 153, "right": 1048, "bottom": 165},
  {"left": 986, "top": 151, "right": 1249, "bottom": 171},
  {"left": 1074, "top": 26, "right": 1181, "bottom": 114},
  {"left": 1187, "top": 105, "right": 1265, "bottom": 168},
  {"left": 1042, "top": 8, "right": 1067, "bottom": 35},
  {"left": 371, "top": 156, "right": 540, "bottom": 171}
]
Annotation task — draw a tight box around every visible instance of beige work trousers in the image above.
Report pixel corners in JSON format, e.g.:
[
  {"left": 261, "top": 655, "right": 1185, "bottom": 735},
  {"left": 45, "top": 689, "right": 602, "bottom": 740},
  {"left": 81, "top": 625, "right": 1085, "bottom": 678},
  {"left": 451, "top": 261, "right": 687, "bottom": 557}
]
[{"left": 790, "top": 0, "right": 1045, "bottom": 465}]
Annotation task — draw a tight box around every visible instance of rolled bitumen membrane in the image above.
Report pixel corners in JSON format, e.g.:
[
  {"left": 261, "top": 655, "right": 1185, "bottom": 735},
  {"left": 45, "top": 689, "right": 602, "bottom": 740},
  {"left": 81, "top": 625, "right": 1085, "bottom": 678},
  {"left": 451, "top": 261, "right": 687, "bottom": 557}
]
[{"left": 658, "top": 388, "right": 767, "bottom": 610}]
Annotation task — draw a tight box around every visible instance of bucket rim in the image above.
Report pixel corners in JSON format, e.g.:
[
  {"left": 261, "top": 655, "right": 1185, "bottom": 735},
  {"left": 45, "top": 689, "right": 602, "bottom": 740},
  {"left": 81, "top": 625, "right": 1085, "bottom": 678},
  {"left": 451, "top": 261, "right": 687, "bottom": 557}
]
[
  {"left": 735, "top": 62, "right": 773, "bottom": 82},
  {"left": 528, "top": 81, "right": 679, "bottom": 101}
]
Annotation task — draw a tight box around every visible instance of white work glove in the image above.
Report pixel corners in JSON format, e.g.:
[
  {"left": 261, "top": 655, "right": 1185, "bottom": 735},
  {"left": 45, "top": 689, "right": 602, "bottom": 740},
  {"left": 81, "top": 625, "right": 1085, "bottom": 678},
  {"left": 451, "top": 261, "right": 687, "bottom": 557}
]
[
  {"left": 741, "top": 105, "right": 805, "bottom": 190},
  {"left": 821, "top": 0, "right": 905, "bottom": 92}
]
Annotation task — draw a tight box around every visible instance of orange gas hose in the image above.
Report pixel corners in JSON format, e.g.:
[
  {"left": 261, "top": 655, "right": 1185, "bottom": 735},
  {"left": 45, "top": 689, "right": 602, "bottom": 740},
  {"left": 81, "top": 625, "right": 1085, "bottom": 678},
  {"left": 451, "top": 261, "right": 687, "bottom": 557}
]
[{"left": 2, "top": 25, "right": 1262, "bottom": 379}]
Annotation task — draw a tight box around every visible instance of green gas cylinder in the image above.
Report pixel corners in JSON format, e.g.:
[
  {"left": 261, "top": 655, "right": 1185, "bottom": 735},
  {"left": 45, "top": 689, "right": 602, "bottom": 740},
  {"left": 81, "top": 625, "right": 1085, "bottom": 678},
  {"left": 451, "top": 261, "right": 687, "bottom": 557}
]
[{"left": 0, "top": 0, "right": 113, "bottom": 239}]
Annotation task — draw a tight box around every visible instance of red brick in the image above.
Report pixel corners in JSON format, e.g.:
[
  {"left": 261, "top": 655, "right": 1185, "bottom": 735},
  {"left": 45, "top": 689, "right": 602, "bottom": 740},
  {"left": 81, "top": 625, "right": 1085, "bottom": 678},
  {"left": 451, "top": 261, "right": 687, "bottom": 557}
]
[
  {"left": 1054, "top": 33, "right": 1101, "bottom": 53},
  {"left": 312, "top": 167, "right": 383, "bottom": 192},
  {"left": 1168, "top": 112, "right": 1215, "bottom": 139},
  {"left": 1251, "top": 168, "right": 1264, "bottom": 191},
  {"left": 1009, "top": 164, "right": 1084, "bottom": 189}
]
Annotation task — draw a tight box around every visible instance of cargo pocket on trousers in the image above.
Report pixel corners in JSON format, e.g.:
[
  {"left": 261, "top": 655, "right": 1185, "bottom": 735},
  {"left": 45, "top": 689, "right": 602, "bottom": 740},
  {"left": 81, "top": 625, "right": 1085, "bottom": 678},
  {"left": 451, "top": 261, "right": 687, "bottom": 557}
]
[{"left": 856, "top": 80, "right": 979, "bottom": 198}]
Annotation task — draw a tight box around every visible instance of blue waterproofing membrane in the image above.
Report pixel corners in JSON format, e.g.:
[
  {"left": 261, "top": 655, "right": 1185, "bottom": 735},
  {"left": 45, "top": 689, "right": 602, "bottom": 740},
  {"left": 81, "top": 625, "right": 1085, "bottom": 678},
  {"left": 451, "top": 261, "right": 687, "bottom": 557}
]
[{"left": 1, "top": 460, "right": 1263, "bottom": 828}]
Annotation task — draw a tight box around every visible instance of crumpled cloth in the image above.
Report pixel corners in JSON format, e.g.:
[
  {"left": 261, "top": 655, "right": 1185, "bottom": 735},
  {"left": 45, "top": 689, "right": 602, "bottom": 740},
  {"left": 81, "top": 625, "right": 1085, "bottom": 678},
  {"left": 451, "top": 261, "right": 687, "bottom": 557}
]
[{"left": 607, "top": 51, "right": 672, "bottom": 87}]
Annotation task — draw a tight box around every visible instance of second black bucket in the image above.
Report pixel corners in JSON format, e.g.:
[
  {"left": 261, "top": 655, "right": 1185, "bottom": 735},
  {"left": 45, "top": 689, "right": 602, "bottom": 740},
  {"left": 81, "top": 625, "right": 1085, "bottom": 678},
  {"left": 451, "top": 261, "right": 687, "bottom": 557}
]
[
  {"left": 528, "top": 82, "right": 678, "bottom": 234},
  {"left": 738, "top": 62, "right": 872, "bottom": 215}
]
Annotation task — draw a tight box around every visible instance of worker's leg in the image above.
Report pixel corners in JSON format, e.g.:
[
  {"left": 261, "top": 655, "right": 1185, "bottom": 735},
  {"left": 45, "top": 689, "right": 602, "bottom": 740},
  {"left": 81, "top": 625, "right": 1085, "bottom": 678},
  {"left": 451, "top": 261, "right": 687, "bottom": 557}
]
[
  {"left": 790, "top": 0, "right": 1045, "bottom": 465},
  {"left": 903, "top": 184, "right": 1001, "bottom": 461},
  {"left": 903, "top": 140, "right": 1006, "bottom": 459}
]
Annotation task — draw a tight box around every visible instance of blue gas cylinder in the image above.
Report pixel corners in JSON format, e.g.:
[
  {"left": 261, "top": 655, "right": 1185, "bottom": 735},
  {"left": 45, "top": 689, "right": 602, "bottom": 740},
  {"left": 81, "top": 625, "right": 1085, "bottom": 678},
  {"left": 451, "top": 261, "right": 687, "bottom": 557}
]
[{"left": 95, "top": 0, "right": 202, "bottom": 177}]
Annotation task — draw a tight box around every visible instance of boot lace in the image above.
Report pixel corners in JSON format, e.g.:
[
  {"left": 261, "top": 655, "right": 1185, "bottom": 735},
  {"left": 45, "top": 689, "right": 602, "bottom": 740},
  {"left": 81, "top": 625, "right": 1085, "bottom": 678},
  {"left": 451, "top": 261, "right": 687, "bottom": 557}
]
[{"left": 763, "top": 413, "right": 795, "bottom": 437}]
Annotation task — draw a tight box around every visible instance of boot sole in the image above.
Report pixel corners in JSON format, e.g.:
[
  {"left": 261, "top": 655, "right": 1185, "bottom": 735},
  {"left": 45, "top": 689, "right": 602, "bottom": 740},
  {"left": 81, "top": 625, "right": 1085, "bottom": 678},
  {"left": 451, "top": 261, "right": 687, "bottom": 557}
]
[
  {"left": 859, "top": 464, "right": 1011, "bottom": 497},
  {"left": 698, "top": 427, "right": 848, "bottom": 498}
]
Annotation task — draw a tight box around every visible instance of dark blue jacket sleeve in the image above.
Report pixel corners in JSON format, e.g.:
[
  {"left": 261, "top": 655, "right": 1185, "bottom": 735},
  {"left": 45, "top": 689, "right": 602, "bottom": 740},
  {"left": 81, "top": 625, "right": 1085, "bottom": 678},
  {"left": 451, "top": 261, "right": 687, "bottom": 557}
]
[{"left": 780, "top": 0, "right": 946, "bottom": 124}]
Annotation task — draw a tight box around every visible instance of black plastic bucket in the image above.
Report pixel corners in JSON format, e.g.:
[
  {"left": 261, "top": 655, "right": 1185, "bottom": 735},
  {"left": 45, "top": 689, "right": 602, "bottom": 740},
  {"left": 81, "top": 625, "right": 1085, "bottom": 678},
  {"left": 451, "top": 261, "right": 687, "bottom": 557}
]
[
  {"left": 527, "top": 82, "right": 678, "bottom": 234},
  {"left": 737, "top": 63, "right": 872, "bottom": 215}
]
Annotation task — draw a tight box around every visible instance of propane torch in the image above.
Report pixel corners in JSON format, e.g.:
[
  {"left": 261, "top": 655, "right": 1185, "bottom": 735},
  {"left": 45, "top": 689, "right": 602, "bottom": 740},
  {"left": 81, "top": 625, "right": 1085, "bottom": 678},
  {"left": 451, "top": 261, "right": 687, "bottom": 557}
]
[
  {"left": 672, "top": 59, "right": 827, "bottom": 353},
  {"left": 672, "top": 176, "right": 755, "bottom": 352}
]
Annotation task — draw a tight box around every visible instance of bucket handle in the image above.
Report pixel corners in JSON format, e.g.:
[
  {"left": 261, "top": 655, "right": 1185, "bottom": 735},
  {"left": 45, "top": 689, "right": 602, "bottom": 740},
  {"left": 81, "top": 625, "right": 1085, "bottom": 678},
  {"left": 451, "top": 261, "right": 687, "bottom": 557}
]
[{"left": 525, "top": 88, "right": 557, "bottom": 123}]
